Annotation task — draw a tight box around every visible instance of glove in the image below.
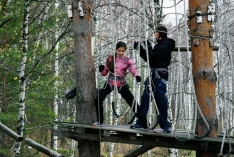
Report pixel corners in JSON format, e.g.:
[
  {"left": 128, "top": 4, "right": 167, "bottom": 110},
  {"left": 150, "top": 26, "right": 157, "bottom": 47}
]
[
  {"left": 133, "top": 41, "right": 138, "bottom": 49},
  {"left": 99, "top": 65, "right": 104, "bottom": 72},
  {"left": 65, "top": 87, "right": 77, "bottom": 99},
  {"left": 136, "top": 75, "right": 141, "bottom": 82}
]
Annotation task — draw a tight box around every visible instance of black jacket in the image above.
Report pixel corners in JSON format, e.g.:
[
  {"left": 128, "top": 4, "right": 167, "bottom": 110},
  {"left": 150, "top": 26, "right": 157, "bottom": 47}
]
[{"left": 139, "top": 37, "right": 175, "bottom": 69}]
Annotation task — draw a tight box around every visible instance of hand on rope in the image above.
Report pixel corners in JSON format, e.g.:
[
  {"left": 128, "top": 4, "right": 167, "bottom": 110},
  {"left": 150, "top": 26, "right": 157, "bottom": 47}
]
[
  {"left": 133, "top": 41, "right": 139, "bottom": 49},
  {"left": 143, "top": 40, "right": 152, "bottom": 49},
  {"left": 135, "top": 75, "right": 141, "bottom": 82},
  {"left": 133, "top": 40, "right": 152, "bottom": 50},
  {"left": 98, "top": 65, "right": 104, "bottom": 72}
]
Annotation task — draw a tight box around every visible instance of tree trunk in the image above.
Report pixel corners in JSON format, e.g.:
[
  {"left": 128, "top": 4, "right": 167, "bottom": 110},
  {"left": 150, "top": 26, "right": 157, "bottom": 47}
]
[
  {"left": 73, "top": 0, "right": 100, "bottom": 156},
  {"left": 188, "top": 0, "right": 218, "bottom": 156},
  {"left": 53, "top": 1, "right": 60, "bottom": 151},
  {"left": 1, "top": 74, "right": 6, "bottom": 113},
  {"left": 1, "top": 0, "right": 8, "bottom": 113},
  {"left": 13, "top": 0, "right": 30, "bottom": 156}
]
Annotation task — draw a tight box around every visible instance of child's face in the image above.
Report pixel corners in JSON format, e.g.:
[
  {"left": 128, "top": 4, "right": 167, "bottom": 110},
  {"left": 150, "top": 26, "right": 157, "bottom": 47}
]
[{"left": 116, "top": 47, "right": 126, "bottom": 57}]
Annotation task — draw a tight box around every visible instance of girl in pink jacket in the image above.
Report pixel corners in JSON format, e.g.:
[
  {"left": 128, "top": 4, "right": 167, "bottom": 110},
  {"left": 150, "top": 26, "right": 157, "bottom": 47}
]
[
  {"left": 92, "top": 41, "right": 148, "bottom": 129},
  {"left": 101, "top": 49, "right": 139, "bottom": 88}
]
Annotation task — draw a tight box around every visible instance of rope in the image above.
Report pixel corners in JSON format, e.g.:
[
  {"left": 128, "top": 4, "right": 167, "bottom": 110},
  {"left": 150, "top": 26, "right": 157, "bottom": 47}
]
[
  {"left": 110, "top": 0, "right": 122, "bottom": 117},
  {"left": 193, "top": 93, "right": 211, "bottom": 138},
  {"left": 219, "top": 0, "right": 233, "bottom": 155},
  {"left": 173, "top": 0, "right": 190, "bottom": 142},
  {"left": 128, "top": 0, "right": 142, "bottom": 125},
  {"left": 218, "top": 2, "right": 226, "bottom": 154},
  {"left": 109, "top": 0, "right": 117, "bottom": 102},
  {"left": 142, "top": 0, "right": 160, "bottom": 130},
  {"left": 110, "top": 2, "right": 121, "bottom": 119},
  {"left": 128, "top": 83, "right": 140, "bottom": 124}
]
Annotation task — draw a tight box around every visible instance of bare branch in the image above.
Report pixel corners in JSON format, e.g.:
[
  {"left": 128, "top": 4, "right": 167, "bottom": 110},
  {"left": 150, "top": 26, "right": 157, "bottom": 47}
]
[{"left": 0, "top": 18, "right": 13, "bottom": 28}]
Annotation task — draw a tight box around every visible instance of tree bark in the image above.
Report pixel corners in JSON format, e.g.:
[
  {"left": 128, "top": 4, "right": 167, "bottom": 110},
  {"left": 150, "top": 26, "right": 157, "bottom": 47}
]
[
  {"left": 53, "top": 1, "right": 60, "bottom": 151},
  {"left": 188, "top": 0, "right": 218, "bottom": 157},
  {"left": 13, "top": 0, "right": 30, "bottom": 156},
  {"left": 73, "top": 0, "right": 100, "bottom": 156}
]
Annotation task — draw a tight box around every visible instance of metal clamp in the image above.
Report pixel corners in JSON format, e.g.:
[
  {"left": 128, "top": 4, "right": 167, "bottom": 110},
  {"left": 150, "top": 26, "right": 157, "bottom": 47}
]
[{"left": 196, "top": 10, "right": 203, "bottom": 23}]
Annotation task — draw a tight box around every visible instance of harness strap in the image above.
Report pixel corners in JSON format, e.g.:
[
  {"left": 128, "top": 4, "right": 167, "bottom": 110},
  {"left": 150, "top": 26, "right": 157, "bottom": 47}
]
[
  {"left": 109, "top": 71, "right": 120, "bottom": 77},
  {"left": 104, "top": 82, "right": 127, "bottom": 93},
  {"left": 151, "top": 68, "right": 168, "bottom": 84}
]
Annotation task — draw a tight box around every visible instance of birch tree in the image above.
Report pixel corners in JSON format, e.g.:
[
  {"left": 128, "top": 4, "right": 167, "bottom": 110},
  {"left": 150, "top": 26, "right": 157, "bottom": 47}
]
[
  {"left": 2, "top": 0, "right": 234, "bottom": 156},
  {"left": 53, "top": 1, "right": 60, "bottom": 151},
  {"left": 13, "top": 0, "right": 30, "bottom": 156}
]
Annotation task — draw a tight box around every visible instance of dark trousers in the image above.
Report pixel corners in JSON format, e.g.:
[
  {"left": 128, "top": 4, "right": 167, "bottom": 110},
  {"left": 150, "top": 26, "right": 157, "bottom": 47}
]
[
  {"left": 137, "top": 78, "right": 171, "bottom": 129},
  {"left": 94, "top": 83, "right": 147, "bottom": 128}
]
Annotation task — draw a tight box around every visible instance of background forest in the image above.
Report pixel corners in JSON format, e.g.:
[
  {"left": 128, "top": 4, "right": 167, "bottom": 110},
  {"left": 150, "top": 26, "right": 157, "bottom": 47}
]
[{"left": 1, "top": 0, "right": 234, "bottom": 156}]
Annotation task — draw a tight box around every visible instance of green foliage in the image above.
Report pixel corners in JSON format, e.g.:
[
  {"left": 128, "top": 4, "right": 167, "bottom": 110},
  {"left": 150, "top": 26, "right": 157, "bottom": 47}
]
[
  {"left": 57, "top": 148, "right": 78, "bottom": 157},
  {"left": 0, "top": 148, "right": 11, "bottom": 157},
  {"left": 0, "top": 0, "right": 74, "bottom": 156},
  {"left": 1, "top": 110, "right": 18, "bottom": 126}
]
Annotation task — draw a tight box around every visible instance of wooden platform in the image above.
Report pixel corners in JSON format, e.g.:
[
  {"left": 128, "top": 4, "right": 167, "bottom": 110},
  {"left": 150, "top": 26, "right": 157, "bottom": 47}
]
[{"left": 53, "top": 121, "right": 234, "bottom": 154}]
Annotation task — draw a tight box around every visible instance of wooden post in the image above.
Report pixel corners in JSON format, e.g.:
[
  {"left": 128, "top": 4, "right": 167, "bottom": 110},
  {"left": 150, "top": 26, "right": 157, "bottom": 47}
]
[
  {"left": 72, "top": 0, "right": 100, "bottom": 156},
  {"left": 188, "top": 0, "right": 218, "bottom": 157}
]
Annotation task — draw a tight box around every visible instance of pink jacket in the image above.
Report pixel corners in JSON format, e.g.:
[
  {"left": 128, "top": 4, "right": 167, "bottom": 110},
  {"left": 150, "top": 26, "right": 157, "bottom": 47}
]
[{"left": 101, "top": 55, "right": 138, "bottom": 87}]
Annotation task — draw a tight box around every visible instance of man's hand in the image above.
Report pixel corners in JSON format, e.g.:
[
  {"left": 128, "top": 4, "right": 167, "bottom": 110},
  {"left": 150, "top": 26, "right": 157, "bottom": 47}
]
[{"left": 133, "top": 41, "right": 139, "bottom": 49}]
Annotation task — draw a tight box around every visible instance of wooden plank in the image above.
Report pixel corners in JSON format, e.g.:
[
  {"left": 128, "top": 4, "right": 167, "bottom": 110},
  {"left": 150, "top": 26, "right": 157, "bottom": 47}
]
[
  {"left": 56, "top": 122, "right": 153, "bottom": 135},
  {"left": 54, "top": 122, "right": 234, "bottom": 143},
  {"left": 53, "top": 129, "right": 234, "bottom": 154},
  {"left": 102, "top": 130, "right": 110, "bottom": 136},
  {"left": 54, "top": 122, "right": 234, "bottom": 155}
]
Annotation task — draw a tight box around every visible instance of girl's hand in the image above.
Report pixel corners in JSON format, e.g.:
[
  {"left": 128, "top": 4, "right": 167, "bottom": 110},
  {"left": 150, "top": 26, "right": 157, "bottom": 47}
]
[
  {"left": 99, "top": 65, "right": 104, "bottom": 72},
  {"left": 136, "top": 75, "right": 141, "bottom": 82}
]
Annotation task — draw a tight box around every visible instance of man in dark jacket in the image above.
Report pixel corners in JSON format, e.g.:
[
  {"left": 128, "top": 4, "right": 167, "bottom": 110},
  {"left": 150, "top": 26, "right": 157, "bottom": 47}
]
[{"left": 131, "top": 25, "right": 175, "bottom": 133}]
